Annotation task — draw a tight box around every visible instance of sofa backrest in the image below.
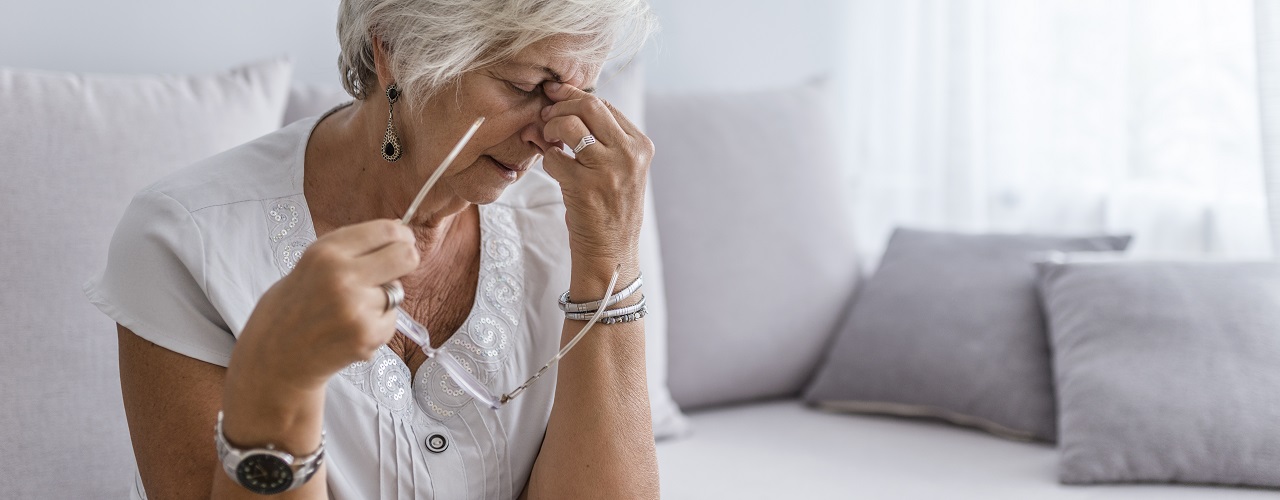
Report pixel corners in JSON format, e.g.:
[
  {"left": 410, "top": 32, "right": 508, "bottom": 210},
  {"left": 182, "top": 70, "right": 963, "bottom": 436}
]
[{"left": 0, "top": 60, "right": 292, "bottom": 497}]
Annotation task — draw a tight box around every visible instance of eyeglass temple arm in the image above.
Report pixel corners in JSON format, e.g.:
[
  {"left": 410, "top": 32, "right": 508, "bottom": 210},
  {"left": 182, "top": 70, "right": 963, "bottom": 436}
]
[
  {"left": 392, "top": 265, "right": 622, "bottom": 407},
  {"left": 394, "top": 308, "right": 437, "bottom": 354},
  {"left": 499, "top": 264, "right": 622, "bottom": 405}
]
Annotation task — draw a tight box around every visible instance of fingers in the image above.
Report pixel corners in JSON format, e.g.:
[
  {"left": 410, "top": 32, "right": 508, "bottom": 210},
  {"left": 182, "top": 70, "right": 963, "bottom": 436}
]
[
  {"left": 544, "top": 82, "right": 642, "bottom": 137},
  {"left": 320, "top": 219, "right": 415, "bottom": 257},
  {"left": 351, "top": 239, "right": 421, "bottom": 286},
  {"left": 543, "top": 81, "right": 591, "bottom": 102},
  {"left": 543, "top": 115, "right": 596, "bottom": 153},
  {"left": 540, "top": 145, "right": 574, "bottom": 180},
  {"left": 302, "top": 219, "right": 419, "bottom": 289},
  {"left": 541, "top": 98, "right": 623, "bottom": 145},
  {"left": 598, "top": 98, "right": 642, "bottom": 137},
  {"left": 376, "top": 280, "right": 403, "bottom": 317}
]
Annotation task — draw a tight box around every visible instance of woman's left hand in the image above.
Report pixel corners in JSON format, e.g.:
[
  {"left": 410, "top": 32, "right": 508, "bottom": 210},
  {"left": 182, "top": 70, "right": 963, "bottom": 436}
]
[{"left": 538, "top": 82, "right": 653, "bottom": 277}]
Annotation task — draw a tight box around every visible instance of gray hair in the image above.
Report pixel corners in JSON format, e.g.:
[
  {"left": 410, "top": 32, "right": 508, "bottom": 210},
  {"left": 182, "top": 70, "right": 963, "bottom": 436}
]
[{"left": 336, "top": 0, "right": 657, "bottom": 100}]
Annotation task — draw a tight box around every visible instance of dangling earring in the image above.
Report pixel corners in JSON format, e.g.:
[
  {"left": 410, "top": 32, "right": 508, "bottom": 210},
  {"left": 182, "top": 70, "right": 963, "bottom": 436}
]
[{"left": 381, "top": 83, "right": 403, "bottom": 162}]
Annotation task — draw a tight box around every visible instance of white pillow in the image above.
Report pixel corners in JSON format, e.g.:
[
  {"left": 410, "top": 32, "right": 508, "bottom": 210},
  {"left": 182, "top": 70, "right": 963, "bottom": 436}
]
[
  {"left": 0, "top": 59, "right": 293, "bottom": 499},
  {"left": 284, "top": 83, "right": 351, "bottom": 125},
  {"left": 647, "top": 80, "right": 862, "bottom": 410}
]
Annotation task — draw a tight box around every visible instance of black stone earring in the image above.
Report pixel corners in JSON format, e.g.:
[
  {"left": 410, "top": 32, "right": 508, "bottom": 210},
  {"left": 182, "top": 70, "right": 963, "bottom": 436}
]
[{"left": 381, "top": 84, "right": 403, "bottom": 162}]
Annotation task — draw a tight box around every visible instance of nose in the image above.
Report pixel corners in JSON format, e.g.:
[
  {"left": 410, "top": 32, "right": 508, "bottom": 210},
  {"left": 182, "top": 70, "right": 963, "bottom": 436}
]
[{"left": 520, "top": 99, "right": 556, "bottom": 153}]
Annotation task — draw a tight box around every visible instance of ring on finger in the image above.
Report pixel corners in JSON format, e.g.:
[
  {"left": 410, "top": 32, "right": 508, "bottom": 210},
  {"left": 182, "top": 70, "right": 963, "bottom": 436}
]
[
  {"left": 381, "top": 282, "right": 405, "bottom": 313},
  {"left": 572, "top": 134, "right": 597, "bottom": 154}
]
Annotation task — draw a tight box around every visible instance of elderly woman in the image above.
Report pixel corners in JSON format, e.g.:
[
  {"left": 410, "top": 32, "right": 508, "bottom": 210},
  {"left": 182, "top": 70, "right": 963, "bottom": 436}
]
[{"left": 84, "top": 1, "right": 659, "bottom": 498}]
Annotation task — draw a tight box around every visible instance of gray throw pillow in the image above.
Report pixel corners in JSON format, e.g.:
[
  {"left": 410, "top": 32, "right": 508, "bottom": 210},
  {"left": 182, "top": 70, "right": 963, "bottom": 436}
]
[
  {"left": 1038, "top": 260, "right": 1280, "bottom": 488},
  {"left": 805, "top": 228, "right": 1132, "bottom": 441}
]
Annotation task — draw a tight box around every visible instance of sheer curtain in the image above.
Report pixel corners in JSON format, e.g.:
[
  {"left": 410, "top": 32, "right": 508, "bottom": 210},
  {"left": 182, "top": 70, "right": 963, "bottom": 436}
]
[
  {"left": 1256, "top": 0, "right": 1280, "bottom": 256},
  {"left": 842, "top": 0, "right": 1273, "bottom": 266}
]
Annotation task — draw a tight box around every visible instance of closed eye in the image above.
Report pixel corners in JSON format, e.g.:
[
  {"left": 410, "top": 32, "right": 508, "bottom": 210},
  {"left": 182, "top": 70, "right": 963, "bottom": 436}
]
[{"left": 507, "top": 81, "right": 541, "bottom": 97}]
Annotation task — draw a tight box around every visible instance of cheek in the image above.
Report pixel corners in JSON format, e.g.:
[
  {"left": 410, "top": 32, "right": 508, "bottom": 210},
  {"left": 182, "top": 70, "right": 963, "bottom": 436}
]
[
  {"left": 485, "top": 107, "right": 543, "bottom": 139},
  {"left": 460, "top": 89, "right": 544, "bottom": 144}
]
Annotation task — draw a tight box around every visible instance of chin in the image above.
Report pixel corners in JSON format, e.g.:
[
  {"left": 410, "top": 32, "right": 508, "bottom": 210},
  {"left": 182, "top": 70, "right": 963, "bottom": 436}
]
[
  {"left": 460, "top": 173, "right": 523, "bottom": 205},
  {"left": 446, "top": 156, "right": 528, "bottom": 204}
]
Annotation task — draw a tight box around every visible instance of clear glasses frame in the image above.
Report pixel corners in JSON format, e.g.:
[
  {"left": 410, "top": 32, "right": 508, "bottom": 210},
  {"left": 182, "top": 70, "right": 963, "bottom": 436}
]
[{"left": 393, "top": 270, "right": 619, "bottom": 409}]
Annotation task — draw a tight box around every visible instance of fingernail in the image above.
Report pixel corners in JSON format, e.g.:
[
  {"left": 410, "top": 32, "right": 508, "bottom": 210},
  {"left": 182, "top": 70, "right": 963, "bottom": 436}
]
[
  {"left": 541, "top": 106, "right": 552, "bottom": 119},
  {"left": 545, "top": 82, "right": 562, "bottom": 92}
]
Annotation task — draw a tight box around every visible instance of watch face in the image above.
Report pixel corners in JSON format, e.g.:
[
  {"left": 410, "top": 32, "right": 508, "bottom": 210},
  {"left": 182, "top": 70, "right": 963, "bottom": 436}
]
[{"left": 235, "top": 453, "right": 294, "bottom": 495}]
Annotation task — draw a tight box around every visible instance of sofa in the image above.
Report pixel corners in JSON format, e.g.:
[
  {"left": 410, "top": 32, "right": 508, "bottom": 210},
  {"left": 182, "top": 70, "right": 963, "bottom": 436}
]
[{"left": 2, "top": 57, "right": 1276, "bottom": 499}]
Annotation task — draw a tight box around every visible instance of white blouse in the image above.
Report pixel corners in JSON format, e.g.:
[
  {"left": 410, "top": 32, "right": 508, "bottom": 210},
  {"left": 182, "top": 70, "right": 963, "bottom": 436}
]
[{"left": 84, "top": 113, "right": 573, "bottom": 499}]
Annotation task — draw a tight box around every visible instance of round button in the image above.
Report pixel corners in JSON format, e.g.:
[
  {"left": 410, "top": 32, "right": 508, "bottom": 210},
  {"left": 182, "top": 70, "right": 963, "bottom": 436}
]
[{"left": 425, "top": 433, "right": 448, "bottom": 453}]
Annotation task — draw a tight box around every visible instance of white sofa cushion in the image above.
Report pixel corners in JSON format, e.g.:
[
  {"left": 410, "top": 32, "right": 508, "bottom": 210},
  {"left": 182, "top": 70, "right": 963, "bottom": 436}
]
[
  {"left": 657, "top": 401, "right": 1275, "bottom": 499},
  {"left": 0, "top": 59, "right": 292, "bottom": 498}
]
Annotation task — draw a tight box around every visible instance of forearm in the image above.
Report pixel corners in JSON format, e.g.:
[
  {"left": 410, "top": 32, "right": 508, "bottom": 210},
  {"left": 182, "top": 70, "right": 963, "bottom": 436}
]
[
  {"left": 526, "top": 260, "right": 661, "bottom": 499},
  {"left": 212, "top": 341, "right": 329, "bottom": 499}
]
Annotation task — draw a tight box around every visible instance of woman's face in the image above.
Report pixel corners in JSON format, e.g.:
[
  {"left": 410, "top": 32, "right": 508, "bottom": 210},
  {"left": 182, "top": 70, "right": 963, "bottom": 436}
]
[{"left": 403, "top": 37, "right": 601, "bottom": 204}]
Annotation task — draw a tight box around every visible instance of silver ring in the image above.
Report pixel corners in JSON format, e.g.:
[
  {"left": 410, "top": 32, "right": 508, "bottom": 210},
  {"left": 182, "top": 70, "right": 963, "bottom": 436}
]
[
  {"left": 381, "top": 282, "right": 404, "bottom": 313},
  {"left": 572, "top": 134, "right": 597, "bottom": 154}
]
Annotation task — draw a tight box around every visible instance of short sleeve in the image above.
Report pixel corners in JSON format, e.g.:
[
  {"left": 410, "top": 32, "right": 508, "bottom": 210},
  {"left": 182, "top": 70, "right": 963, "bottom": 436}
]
[{"left": 84, "top": 189, "right": 234, "bottom": 367}]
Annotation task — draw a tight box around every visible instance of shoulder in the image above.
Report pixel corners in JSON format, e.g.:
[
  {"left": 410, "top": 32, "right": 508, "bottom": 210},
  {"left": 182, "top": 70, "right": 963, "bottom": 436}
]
[
  {"left": 142, "top": 117, "right": 315, "bottom": 214},
  {"left": 110, "top": 117, "right": 317, "bottom": 286}
]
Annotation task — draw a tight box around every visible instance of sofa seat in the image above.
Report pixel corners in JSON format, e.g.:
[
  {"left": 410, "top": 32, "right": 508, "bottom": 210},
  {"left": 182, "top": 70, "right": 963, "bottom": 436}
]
[{"left": 655, "top": 400, "right": 1273, "bottom": 499}]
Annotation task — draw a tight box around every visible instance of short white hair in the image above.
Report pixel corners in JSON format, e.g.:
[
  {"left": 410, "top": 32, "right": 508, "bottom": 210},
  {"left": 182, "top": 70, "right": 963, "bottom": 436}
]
[{"left": 337, "top": 0, "right": 657, "bottom": 100}]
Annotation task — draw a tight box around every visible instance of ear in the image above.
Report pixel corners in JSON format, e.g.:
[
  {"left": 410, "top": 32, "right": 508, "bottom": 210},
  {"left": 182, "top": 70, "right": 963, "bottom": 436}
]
[{"left": 371, "top": 34, "right": 395, "bottom": 92}]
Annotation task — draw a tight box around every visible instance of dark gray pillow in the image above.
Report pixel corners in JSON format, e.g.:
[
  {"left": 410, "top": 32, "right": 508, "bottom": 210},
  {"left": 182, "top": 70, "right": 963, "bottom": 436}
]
[
  {"left": 1038, "top": 261, "right": 1280, "bottom": 488},
  {"left": 805, "top": 228, "right": 1131, "bottom": 441}
]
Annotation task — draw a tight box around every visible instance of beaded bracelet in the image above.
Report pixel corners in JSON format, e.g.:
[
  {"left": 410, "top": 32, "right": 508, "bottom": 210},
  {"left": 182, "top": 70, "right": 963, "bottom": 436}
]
[
  {"left": 558, "top": 273, "right": 644, "bottom": 313},
  {"left": 599, "top": 306, "right": 647, "bottom": 325}
]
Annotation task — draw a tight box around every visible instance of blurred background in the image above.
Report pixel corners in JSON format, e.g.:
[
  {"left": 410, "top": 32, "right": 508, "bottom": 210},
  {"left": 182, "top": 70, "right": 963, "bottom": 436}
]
[
  {"left": 5, "top": 2, "right": 1280, "bottom": 498},
  {"left": 3, "top": 0, "right": 1275, "bottom": 263}
]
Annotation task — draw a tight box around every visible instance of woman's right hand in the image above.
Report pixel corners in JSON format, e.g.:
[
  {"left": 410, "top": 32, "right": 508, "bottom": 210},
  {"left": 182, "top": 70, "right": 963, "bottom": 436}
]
[{"left": 233, "top": 219, "right": 420, "bottom": 392}]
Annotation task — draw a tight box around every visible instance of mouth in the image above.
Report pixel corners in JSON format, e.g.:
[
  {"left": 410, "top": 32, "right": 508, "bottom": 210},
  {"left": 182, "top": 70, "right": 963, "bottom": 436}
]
[{"left": 484, "top": 155, "right": 531, "bottom": 173}]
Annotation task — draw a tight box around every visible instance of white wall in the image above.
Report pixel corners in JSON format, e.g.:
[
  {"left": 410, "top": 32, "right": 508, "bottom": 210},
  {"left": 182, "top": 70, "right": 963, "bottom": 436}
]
[
  {"left": 0, "top": 0, "right": 343, "bottom": 86},
  {"left": 0, "top": 0, "right": 844, "bottom": 93},
  {"left": 642, "top": 0, "right": 849, "bottom": 92}
]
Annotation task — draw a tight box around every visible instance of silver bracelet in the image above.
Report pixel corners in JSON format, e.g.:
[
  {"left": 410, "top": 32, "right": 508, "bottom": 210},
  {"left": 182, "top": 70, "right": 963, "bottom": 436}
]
[
  {"left": 558, "top": 273, "right": 644, "bottom": 313},
  {"left": 563, "top": 294, "right": 647, "bottom": 321},
  {"left": 599, "top": 305, "right": 648, "bottom": 325}
]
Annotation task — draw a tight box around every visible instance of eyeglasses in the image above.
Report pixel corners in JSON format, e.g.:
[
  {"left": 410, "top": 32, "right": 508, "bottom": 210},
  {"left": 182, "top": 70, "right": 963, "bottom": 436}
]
[
  {"left": 394, "top": 269, "right": 618, "bottom": 409},
  {"left": 388, "top": 117, "right": 618, "bottom": 409}
]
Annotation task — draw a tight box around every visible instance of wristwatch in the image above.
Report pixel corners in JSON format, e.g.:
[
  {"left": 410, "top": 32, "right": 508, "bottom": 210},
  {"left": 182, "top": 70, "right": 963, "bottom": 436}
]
[{"left": 215, "top": 411, "right": 326, "bottom": 495}]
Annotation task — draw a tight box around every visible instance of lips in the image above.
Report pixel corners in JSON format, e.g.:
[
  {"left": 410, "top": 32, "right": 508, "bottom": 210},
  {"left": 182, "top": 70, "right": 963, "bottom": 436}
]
[{"left": 486, "top": 155, "right": 530, "bottom": 173}]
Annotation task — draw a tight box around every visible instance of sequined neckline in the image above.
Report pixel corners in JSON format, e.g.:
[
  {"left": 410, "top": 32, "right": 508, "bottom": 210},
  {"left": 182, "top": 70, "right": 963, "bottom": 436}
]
[
  {"left": 334, "top": 203, "right": 527, "bottom": 423},
  {"left": 332, "top": 203, "right": 499, "bottom": 416},
  {"left": 263, "top": 111, "right": 527, "bottom": 424}
]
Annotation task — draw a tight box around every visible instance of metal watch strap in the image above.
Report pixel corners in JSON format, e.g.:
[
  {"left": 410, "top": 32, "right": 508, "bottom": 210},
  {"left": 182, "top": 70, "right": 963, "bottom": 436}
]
[{"left": 215, "top": 411, "right": 325, "bottom": 494}]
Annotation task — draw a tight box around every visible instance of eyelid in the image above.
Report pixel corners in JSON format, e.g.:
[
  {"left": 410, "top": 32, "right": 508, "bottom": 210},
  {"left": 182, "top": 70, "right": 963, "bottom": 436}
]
[{"left": 509, "top": 81, "right": 539, "bottom": 93}]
